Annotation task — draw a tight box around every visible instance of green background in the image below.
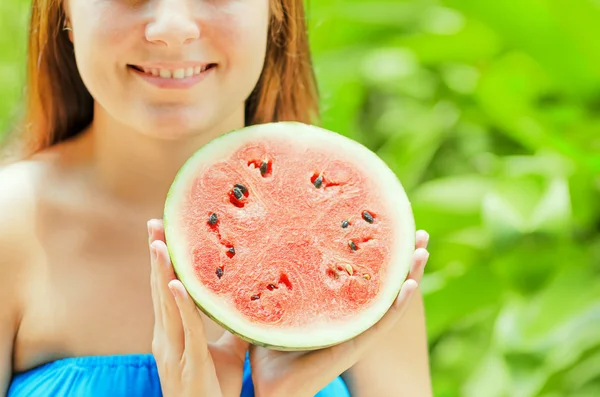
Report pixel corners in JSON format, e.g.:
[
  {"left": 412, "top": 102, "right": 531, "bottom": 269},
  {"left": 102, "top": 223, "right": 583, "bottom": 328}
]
[{"left": 1, "top": 0, "right": 599, "bottom": 396}]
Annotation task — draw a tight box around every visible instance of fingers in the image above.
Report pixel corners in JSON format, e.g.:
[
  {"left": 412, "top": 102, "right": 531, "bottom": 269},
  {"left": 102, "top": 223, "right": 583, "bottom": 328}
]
[
  {"left": 347, "top": 279, "right": 419, "bottom": 351},
  {"left": 149, "top": 219, "right": 166, "bottom": 245},
  {"left": 149, "top": 220, "right": 164, "bottom": 335},
  {"left": 407, "top": 248, "right": 429, "bottom": 284},
  {"left": 406, "top": 230, "right": 430, "bottom": 283},
  {"left": 149, "top": 219, "right": 184, "bottom": 357},
  {"left": 153, "top": 240, "right": 185, "bottom": 354},
  {"left": 168, "top": 279, "right": 210, "bottom": 365},
  {"left": 294, "top": 279, "right": 419, "bottom": 390}
]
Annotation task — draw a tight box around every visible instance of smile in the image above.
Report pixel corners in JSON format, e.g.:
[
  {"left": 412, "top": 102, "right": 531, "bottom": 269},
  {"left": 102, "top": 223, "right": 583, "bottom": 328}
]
[
  {"left": 128, "top": 63, "right": 217, "bottom": 89},
  {"left": 129, "top": 64, "right": 216, "bottom": 79}
]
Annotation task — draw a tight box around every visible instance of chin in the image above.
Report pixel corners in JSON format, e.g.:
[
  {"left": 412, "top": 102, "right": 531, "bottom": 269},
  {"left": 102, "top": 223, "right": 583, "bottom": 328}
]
[
  {"left": 134, "top": 108, "right": 231, "bottom": 142},
  {"left": 112, "top": 94, "right": 246, "bottom": 142}
]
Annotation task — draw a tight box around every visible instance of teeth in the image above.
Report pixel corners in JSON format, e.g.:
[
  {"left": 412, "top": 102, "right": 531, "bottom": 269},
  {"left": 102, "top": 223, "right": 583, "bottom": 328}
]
[
  {"left": 173, "top": 68, "right": 185, "bottom": 79},
  {"left": 136, "top": 65, "right": 212, "bottom": 79}
]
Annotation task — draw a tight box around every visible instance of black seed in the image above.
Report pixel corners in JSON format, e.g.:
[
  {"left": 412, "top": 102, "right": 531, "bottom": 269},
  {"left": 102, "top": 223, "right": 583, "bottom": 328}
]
[
  {"left": 342, "top": 220, "right": 349, "bottom": 228},
  {"left": 216, "top": 267, "right": 223, "bottom": 278},
  {"left": 251, "top": 294, "right": 260, "bottom": 301},
  {"left": 234, "top": 184, "right": 248, "bottom": 194},
  {"left": 228, "top": 247, "right": 235, "bottom": 255},
  {"left": 349, "top": 240, "right": 357, "bottom": 251},
  {"left": 362, "top": 211, "right": 374, "bottom": 223},
  {"left": 208, "top": 213, "right": 218, "bottom": 225},
  {"left": 233, "top": 187, "right": 243, "bottom": 200},
  {"left": 267, "top": 283, "right": 277, "bottom": 291},
  {"left": 313, "top": 175, "right": 323, "bottom": 188},
  {"left": 260, "top": 161, "right": 268, "bottom": 175}
]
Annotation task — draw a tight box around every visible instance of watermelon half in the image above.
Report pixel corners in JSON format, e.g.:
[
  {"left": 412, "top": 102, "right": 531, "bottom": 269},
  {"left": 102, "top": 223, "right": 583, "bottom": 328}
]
[{"left": 163, "top": 122, "right": 415, "bottom": 351}]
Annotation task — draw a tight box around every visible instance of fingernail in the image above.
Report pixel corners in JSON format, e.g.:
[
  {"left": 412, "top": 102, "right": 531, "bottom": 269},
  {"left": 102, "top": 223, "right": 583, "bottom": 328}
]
[
  {"left": 417, "top": 248, "right": 429, "bottom": 260},
  {"left": 147, "top": 220, "right": 153, "bottom": 237}
]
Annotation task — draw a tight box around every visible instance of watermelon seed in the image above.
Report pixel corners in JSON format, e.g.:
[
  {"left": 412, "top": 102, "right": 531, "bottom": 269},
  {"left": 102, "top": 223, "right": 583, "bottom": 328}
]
[
  {"left": 227, "top": 247, "right": 235, "bottom": 258},
  {"left": 344, "top": 264, "right": 354, "bottom": 276},
  {"left": 216, "top": 267, "right": 224, "bottom": 278},
  {"left": 348, "top": 240, "right": 358, "bottom": 251},
  {"left": 251, "top": 294, "right": 260, "bottom": 301},
  {"left": 362, "top": 211, "right": 374, "bottom": 223},
  {"left": 260, "top": 161, "right": 268, "bottom": 176},
  {"left": 362, "top": 273, "right": 371, "bottom": 281},
  {"left": 267, "top": 283, "right": 278, "bottom": 291},
  {"left": 208, "top": 213, "right": 218, "bottom": 225},
  {"left": 248, "top": 159, "right": 272, "bottom": 177},
  {"left": 229, "top": 190, "right": 245, "bottom": 208},
  {"left": 313, "top": 175, "right": 323, "bottom": 188},
  {"left": 342, "top": 220, "right": 349, "bottom": 228},
  {"left": 234, "top": 184, "right": 248, "bottom": 195},
  {"left": 233, "top": 187, "right": 244, "bottom": 200}
]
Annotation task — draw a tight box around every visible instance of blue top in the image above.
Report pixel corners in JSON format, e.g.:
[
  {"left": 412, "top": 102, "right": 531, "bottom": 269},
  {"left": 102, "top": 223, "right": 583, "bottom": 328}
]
[{"left": 7, "top": 353, "right": 350, "bottom": 397}]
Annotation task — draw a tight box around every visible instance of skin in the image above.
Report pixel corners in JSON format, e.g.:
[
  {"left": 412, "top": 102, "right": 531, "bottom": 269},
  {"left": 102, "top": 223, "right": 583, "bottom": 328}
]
[{"left": 0, "top": 0, "right": 433, "bottom": 395}]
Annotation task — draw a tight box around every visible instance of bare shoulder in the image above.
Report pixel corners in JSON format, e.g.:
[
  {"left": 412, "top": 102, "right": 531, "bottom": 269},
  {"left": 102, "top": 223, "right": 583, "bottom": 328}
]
[
  {"left": 0, "top": 158, "right": 46, "bottom": 241},
  {"left": 0, "top": 142, "right": 70, "bottom": 229},
  {"left": 0, "top": 136, "right": 91, "bottom": 274},
  {"left": 0, "top": 155, "right": 60, "bottom": 298}
]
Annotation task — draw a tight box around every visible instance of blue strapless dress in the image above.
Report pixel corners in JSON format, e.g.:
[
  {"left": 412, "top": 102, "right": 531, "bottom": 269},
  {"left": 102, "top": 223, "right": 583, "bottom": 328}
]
[{"left": 7, "top": 353, "right": 350, "bottom": 396}]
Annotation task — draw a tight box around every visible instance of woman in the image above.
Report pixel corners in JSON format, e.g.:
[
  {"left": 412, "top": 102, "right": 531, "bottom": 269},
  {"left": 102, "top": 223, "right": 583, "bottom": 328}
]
[{"left": 0, "top": 0, "right": 433, "bottom": 396}]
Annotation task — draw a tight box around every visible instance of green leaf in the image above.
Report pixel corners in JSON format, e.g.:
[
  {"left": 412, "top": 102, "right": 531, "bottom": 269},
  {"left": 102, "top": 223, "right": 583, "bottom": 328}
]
[
  {"left": 423, "top": 263, "right": 504, "bottom": 339},
  {"left": 411, "top": 175, "right": 493, "bottom": 214}
]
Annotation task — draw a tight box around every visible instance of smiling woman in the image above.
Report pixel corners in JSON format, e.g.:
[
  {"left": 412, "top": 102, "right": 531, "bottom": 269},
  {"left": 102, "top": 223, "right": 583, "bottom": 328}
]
[
  {"left": 21, "top": 0, "right": 318, "bottom": 152},
  {"left": 0, "top": 0, "right": 432, "bottom": 396}
]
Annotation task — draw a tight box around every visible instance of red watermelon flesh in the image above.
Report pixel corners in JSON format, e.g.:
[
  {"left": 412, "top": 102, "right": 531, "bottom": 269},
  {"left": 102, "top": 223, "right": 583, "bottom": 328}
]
[{"left": 164, "top": 122, "right": 415, "bottom": 350}]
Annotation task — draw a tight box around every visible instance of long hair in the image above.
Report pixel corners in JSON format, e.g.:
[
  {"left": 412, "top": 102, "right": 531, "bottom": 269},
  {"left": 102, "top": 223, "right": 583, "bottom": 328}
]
[{"left": 15, "top": 0, "right": 319, "bottom": 156}]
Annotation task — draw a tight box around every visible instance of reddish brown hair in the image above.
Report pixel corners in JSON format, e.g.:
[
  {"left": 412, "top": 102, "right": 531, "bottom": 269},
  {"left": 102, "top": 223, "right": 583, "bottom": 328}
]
[{"left": 15, "top": 0, "right": 319, "bottom": 155}]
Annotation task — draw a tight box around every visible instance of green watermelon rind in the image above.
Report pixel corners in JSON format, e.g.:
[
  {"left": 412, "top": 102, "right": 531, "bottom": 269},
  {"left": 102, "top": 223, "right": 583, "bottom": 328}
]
[{"left": 163, "top": 121, "right": 416, "bottom": 351}]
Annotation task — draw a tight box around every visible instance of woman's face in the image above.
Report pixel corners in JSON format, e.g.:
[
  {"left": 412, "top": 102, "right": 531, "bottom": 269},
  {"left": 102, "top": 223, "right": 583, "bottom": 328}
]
[{"left": 66, "top": 0, "right": 270, "bottom": 139}]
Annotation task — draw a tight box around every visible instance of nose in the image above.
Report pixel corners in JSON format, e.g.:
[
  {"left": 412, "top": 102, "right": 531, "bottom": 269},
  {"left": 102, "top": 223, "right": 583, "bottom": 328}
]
[{"left": 145, "top": 0, "right": 200, "bottom": 47}]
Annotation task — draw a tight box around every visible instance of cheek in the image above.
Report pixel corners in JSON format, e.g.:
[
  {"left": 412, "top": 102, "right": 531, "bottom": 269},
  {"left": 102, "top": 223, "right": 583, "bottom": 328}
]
[
  {"left": 69, "top": 0, "right": 137, "bottom": 44},
  {"left": 210, "top": 2, "right": 270, "bottom": 74},
  {"left": 69, "top": 3, "right": 139, "bottom": 101}
]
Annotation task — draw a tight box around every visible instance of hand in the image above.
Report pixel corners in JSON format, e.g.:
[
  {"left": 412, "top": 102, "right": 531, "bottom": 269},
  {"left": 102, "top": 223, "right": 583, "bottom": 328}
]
[
  {"left": 148, "top": 219, "right": 249, "bottom": 397},
  {"left": 248, "top": 230, "right": 431, "bottom": 397}
]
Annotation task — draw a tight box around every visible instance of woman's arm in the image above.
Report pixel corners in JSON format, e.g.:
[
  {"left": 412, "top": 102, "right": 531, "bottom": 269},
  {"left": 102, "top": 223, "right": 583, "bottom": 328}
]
[
  {"left": 0, "top": 290, "right": 17, "bottom": 396},
  {"left": 0, "top": 297, "right": 16, "bottom": 396},
  {"left": 342, "top": 292, "right": 432, "bottom": 396}
]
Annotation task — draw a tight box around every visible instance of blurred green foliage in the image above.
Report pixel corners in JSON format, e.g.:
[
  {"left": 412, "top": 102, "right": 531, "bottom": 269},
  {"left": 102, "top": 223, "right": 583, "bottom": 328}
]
[
  {"left": 1, "top": 0, "right": 599, "bottom": 396},
  {"left": 308, "top": 1, "right": 600, "bottom": 396}
]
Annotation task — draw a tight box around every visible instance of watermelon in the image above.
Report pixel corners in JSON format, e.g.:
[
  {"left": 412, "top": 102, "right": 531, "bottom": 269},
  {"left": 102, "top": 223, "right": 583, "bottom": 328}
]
[{"left": 163, "top": 122, "right": 415, "bottom": 351}]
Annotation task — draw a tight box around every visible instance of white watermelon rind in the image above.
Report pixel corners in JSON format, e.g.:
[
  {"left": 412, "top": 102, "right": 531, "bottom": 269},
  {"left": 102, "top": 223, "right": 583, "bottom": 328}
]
[{"left": 164, "top": 121, "right": 416, "bottom": 351}]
